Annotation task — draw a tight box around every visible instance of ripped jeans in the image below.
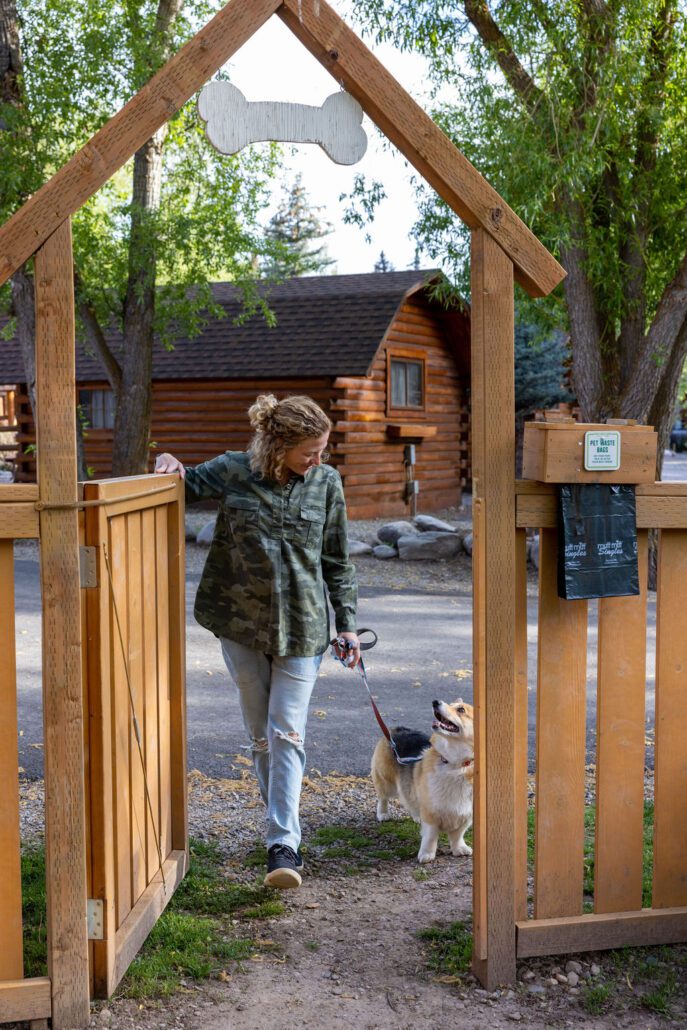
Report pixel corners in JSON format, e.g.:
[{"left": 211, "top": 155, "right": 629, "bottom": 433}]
[{"left": 220, "top": 638, "right": 323, "bottom": 852}]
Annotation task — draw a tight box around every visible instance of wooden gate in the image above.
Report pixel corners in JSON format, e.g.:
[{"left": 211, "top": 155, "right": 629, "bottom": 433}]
[
  {"left": 510, "top": 480, "right": 687, "bottom": 958},
  {"left": 82, "top": 475, "right": 187, "bottom": 998},
  {"left": 0, "top": 474, "right": 186, "bottom": 1025}
]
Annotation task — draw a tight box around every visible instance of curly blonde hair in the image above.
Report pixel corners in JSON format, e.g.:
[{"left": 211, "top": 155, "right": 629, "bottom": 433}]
[{"left": 247, "top": 394, "right": 332, "bottom": 482}]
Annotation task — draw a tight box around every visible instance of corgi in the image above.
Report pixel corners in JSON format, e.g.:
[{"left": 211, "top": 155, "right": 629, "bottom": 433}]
[{"left": 371, "top": 699, "right": 474, "bottom": 864}]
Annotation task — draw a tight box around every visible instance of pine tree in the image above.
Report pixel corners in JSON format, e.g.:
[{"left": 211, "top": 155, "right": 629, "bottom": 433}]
[
  {"left": 374, "top": 250, "right": 395, "bottom": 273},
  {"left": 262, "top": 175, "right": 335, "bottom": 277}
]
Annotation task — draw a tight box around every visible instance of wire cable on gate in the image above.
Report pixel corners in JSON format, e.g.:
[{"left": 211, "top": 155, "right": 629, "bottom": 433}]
[{"left": 103, "top": 543, "right": 167, "bottom": 892}]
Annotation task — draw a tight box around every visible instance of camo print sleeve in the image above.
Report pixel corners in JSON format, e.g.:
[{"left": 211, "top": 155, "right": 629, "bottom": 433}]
[
  {"left": 184, "top": 453, "right": 235, "bottom": 503},
  {"left": 321, "top": 470, "right": 358, "bottom": 634}
]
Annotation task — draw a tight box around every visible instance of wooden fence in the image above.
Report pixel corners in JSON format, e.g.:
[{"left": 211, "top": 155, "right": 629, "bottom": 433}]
[
  {"left": 507, "top": 480, "right": 687, "bottom": 958},
  {"left": 0, "top": 474, "right": 186, "bottom": 1025}
]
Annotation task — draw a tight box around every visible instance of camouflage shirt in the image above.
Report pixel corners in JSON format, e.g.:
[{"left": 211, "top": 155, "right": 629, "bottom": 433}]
[{"left": 184, "top": 452, "right": 358, "bottom": 656}]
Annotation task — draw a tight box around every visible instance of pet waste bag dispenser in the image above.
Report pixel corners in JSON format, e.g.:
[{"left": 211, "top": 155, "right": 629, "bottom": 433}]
[{"left": 522, "top": 419, "right": 658, "bottom": 601}]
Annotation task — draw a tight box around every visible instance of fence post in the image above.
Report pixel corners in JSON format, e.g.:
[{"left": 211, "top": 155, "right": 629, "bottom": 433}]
[
  {"left": 470, "top": 228, "right": 517, "bottom": 988},
  {"left": 35, "top": 219, "right": 91, "bottom": 1029}
]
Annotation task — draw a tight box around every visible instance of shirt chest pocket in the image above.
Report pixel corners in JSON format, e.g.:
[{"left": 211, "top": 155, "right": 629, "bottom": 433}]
[
  {"left": 222, "top": 495, "right": 261, "bottom": 536},
  {"left": 294, "top": 505, "right": 326, "bottom": 551}
]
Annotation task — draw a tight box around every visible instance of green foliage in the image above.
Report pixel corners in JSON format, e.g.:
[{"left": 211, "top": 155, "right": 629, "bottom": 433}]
[
  {"left": 515, "top": 322, "right": 572, "bottom": 417},
  {"left": 261, "top": 174, "right": 335, "bottom": 278},
  {"left": 582, "top": 982, "right": 613, "bottom": 1015}
]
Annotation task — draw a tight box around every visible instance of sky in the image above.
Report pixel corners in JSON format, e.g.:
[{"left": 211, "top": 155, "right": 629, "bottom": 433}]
[{"left": 220, "top": 7, "right": 434, "bottom": 275}]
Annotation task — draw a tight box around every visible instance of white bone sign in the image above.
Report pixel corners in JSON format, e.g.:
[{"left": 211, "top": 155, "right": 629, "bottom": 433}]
[{"left": 197, "top": 81, "right": 367, "bottom": 165}]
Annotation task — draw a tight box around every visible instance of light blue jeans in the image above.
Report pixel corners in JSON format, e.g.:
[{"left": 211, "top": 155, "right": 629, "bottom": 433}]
[{"left": 220, "top": 637, "right": 323, "bottom": 853}]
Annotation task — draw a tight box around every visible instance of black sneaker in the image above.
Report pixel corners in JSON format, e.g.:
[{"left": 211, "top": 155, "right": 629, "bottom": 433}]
[
  {"left": 295, "top": 848, "right": 304, "bottom": 872},
  {"left": 264, "top": 844, "right": 302, "bottom": 889}
]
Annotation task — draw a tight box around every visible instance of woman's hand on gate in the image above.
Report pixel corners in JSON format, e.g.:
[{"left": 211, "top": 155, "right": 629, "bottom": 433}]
[
  {"left": 154, "top": 452, "right": 186, "bottom": 479},
  {"left": 335, "top": 631, "right": 361, "bottom": 668}
]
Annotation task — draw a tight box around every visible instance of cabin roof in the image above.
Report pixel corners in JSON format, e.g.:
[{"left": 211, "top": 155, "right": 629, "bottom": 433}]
[{"left": 0, "top": 270, "right": 467, "bottom": 383}]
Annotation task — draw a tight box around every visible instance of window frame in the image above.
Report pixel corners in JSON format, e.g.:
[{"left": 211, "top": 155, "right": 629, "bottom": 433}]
[
  {"left": 78, "top": 387, "right": 116, "bottom": 430},
  {"left": 386, "top": 347, "right": 428, "bottom": 420}
]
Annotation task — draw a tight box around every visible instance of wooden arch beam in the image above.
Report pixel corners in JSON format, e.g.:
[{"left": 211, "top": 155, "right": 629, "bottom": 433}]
[{"left": 0, "top": 0, "right": 564, "bottom": 298}]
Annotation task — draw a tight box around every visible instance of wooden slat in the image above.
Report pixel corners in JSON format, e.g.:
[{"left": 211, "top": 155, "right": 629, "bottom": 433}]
[
  {"left": 594, "top": 532, "right": 648, "bottom": 913},
  {"left": 109, "top": 514, "right": 132, "bottom": 926},
  {"left": 534, "top": 528, "right": 588, "bottom": 919},
  {"left": 0, "top": 503, "right": 39, "bottom": 538},
  {"left": 514, "top": 528, "right": 529, "bottom": 922},
  {"left": 472, "top": 496, "right": 487, "bottom": 964},
  {"left": 142, "top": 508, "right": 161, "bottom": 883},
  {"left": 167, "top": 488, "right": 188, "bottom": 853},
  {"left": 0, "top": 0, "right": 281, "bottom": 285},
  {"left": 517, "top": 907, "right": 687, "bottom": 958},
  {"left": 0, "top": 484, "right": 38, "bottom": 501},
  {"left": 83, "top": 483, "right": 117, "bottom": 998},
  {"left": 0, "top": 978, "right": 51, "bottom": 1023},
  {"left": 470, "top": 229, "right": 516, "bottom": 987},
  {"left": 0, "top": 539, "right": 23, "bottom": 979},
  {"left": 113, "top": 850, "right": 187, "bottom": 993},
  {"left": 516, "top": 480, "right": 687, "bottom": 530},
  {"left": 127, "top": 511, "right": 146, "bottom": 904},
  {"left": 155, "top": 506, "right": 172, "bottom": 858},
  {"left": 34, "top": 219, "right": 90, "bottom": 1030},
  {"left": 279, "top": 0, "right": 564, "bottom": 298},
  {"left": 654, "top": 530, "right": 687, "bottom": 907}
]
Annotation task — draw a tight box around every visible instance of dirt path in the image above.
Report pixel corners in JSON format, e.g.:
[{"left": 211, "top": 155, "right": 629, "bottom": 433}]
[{"left": 75, "top": 774, "right": 686, "bottom": 1030}]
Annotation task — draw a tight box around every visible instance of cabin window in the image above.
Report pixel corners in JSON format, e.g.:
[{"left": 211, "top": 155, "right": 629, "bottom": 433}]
[
  {"left": 79, "top": 389, "right": 116, "bottom": 429},
  {"left": 390, "top": 359, "right": 424, "bottom": 408}
]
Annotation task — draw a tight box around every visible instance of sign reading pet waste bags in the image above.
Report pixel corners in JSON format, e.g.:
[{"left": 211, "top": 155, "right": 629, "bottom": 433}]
[
  {"left": 557, "top": 483, "right": 639, "bottom": 600},
  {"left": 584, "top": 430, "right": 621, "bottom": 471}
]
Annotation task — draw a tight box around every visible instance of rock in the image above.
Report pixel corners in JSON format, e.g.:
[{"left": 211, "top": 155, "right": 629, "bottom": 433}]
[
  {"left": 377, "top": 521, "right": 418, "bottom": 545},
  {"left": 590, "top": 963, "right": 601, "bottom": 976},
  {"left": 555, "top": 973, "right": 569, "bottom": 984},
  {"left": 348, "top": 539, "right": 373, "bottom": 556},
  {"left": 98, "top": 1010, "right": 113, "bottom": 1026},
  {"left": 373, "top": 544, "right": 398, "bottom": 559},
  {"left": 527, "top": 983, "right": 546, "bottom": 995},
  {"left": 565, "top": 960, "right": 582, "bottom": 975},
  {"left": 507, "top": 1014, "right": 522, "bottom": 1022},
  {"left": 397, "top": 531, "right": 463, "bottom": 561},
  {"left": 529, "top": 533, "right": 540, "bottom": 569},
  {"left": 462, "top": 533, "right": 473, "bottom": 556},
  {"left": 196, "top": 518, "right": 217, "bottom": 547},
  {"left": 566, "top": 971, "right": 580, "bottom": 987},
  {"left": 520, "top": 970, "right": 535, "bottom": 982},
  {"left": 414, "top": 514, "right": 458, "bottom": 534}
]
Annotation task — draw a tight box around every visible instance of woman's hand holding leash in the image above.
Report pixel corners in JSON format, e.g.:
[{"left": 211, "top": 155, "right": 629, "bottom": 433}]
[{"left": 333, "top": 632, "right": 360, "bottom": 667}]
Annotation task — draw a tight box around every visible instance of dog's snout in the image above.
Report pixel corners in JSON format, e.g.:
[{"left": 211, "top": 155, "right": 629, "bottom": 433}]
[{"left": 432, "top": 699, "right": 440, "bottom": 708}]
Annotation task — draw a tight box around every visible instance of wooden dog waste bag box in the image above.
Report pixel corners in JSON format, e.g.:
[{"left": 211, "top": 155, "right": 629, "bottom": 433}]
[{"left": 522, "top": 420, "right": 658, "bottom": 600}]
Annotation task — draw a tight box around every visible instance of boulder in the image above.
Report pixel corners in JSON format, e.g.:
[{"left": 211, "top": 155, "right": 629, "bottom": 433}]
[
  {"left": 397, "top": 531, "right": 463, "bottom": 561},
  {"left": 373, "top": 544, "right": 398, "bottom": 559},
  {"left": 414, "top": 514, "right": 458, "bottom": 534},
  {"left": 348, "top": 539, "right": 373, "bottom": 556},
  {"left": 462, "top": 533, "right": 473, "bottom": 556},
  {"left": 196, "top": 518, "right": 217, "bottom": 547},
  {"left": 377, "top": 520, "right": 418, "bottom": 545}
]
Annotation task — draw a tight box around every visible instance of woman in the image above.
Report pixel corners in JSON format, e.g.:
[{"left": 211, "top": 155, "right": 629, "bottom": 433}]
[{"left": 155, "top": 394, "right": 359, "bottom": 889}]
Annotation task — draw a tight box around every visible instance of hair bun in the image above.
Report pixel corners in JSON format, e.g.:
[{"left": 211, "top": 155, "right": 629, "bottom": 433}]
[{"left": 248, "top": 394, "right": 280, "bottom": 432}]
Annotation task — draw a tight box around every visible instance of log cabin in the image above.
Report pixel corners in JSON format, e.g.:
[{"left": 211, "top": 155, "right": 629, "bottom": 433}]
[{"left": 0, "top": 269, "right": 470, "bottom": 518}]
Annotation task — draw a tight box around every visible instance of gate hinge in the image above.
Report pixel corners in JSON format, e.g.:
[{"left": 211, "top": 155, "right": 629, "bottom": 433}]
[
  {"left": 87, "top": 898, "right": 104, "bottom": 939},
  {"left": 79, "top": 546, "right": 98, "bottom": 588}
]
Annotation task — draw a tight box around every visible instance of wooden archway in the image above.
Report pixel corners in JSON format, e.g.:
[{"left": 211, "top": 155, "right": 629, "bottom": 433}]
[{"left": 0, "top": 1, "right": 564, "bottom": 1023}]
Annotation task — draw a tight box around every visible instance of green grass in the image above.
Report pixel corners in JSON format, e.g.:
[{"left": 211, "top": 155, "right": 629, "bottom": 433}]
[
  {"left": 21, "top": 847, "right": 48, "bottom": 977},
  {"left": 116, "top": 838, "right": 284, "bottom": 999},
  {"left": 418, "top": 921, "right": 472, "bottom": 979},
  {"left": 581, "top": 982, "right": 612, "bottom": 1015}
]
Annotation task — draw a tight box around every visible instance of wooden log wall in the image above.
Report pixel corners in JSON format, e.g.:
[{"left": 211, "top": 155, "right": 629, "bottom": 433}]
[
  {"left": 333, "top": 297, "right": 470, "bottom": 519},
  {"left": 10, "top": 301, "right": 471, "bottom": 520}
]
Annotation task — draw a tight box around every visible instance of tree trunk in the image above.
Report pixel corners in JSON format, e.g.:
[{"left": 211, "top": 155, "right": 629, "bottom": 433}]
[{"left": 110, "top": 0, "right": 183, "bottom": 476}]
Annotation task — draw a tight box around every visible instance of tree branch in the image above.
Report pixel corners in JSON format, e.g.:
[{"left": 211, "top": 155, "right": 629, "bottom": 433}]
[
  {"left": 463, "top": 0, "right": 543, "bottom": 114},
  {"left": 75, "top": 283, "right": 123, "bottom": 395}
]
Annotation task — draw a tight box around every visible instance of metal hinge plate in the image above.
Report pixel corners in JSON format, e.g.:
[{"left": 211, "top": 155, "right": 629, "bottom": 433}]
[
  {"left": 79, "top": 546, "right": 97, "bottom": 588},
  {"left": 87, "top": 898, "right": 104, "bottom": 939}
]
